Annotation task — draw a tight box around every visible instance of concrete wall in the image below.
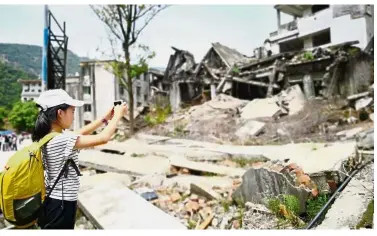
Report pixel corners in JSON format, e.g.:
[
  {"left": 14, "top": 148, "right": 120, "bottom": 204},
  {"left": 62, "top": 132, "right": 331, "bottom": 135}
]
[
  {"left": 170, "top": 81, "right": 181, "bottom": 111},
  {"left": 94, "top": 65, "right": 117, "bottom": 121},
  {"left": 66, "top": 77, "right": 80, "bottom": 131},
  {"left": 365, "top": 5, "right": 374, "bottom": 45},
  {"left": 330, "top": 13, "right": 368, "bottom": 49},
  {"left": 270, "top": 5, "right": 371, "bottom": 54},
  {"left": 123, "top": 72, "right": 150, "bottom": 110},
  {"left": 298, "top": 8, "right": 332, "bottom": 37},
  {"left": 342, "top": 54, "right": 372, "bottom": 97}
]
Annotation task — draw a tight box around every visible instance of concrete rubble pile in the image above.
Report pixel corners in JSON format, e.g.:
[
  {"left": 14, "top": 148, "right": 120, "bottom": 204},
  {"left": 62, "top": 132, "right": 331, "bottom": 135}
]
[
  {"left": 66, "top": 127, "right": 374, "bottom": 230},
  {"left": 146, "top": 39, "right": 373, "bottom": 146}
]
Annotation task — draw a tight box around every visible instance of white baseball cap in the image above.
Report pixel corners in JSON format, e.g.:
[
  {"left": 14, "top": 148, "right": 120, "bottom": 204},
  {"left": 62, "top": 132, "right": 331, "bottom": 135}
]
[{"left": 36, "top": 89, "right": 84, "bottom": 111}]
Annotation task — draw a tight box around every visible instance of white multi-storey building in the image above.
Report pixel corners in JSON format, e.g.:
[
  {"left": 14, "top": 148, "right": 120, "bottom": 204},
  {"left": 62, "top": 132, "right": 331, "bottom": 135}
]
[
  {"left": 18, "top": 79, "right": 42, "bottom": 102},
  {"left": 78, "top": 60, "right": 151, "bottom": 126},
  {"left": 267, "top": 5, "right": 374, "bottom": 54}
]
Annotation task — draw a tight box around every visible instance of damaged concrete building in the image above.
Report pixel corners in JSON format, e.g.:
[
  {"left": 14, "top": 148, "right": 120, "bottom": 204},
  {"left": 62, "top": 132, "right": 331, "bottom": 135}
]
[
  {"left": 164, "top": 43, "right": 252, "bottom": 111},
  {"left": 161, "top": 4, "right": 374, "bottom": 111},
  {"left": 268, "top": 4, "right": 374, "bottom": 54}
]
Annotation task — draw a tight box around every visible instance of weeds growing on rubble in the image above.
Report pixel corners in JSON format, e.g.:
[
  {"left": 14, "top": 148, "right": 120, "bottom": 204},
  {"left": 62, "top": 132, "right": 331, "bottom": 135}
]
[
  {"left": 231, "top": 156, "right": 268, "bottom": 168},
  {"left": 305, "top": 194, "right": 329, "bottom": 221},
  {"left": 221, "top": 199, "right": 232, "bottom": 212},
  {"left": 144, "top": 104, "right": 172, "bottom": 126},
  {"left": 356, "top": 200, "right": 374, "bottom": 229},
  {"left": 267, "top": 195, "right": 305, "bottom": 228}
]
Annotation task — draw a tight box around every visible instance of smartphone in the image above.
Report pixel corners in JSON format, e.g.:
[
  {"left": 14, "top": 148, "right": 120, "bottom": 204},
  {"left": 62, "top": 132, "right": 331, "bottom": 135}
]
[{"left": 114, "top": 100, "right": 124, "bottom": 106}]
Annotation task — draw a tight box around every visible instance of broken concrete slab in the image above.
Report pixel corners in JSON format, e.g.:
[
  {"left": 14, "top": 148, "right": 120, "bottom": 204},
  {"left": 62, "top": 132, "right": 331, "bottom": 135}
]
[
  {"left": 232, "top": 167, "right": 311, "bottom": 214},
  {"left": 79, "top": 174, "right": 186, "bottom": 229},
  {"left": 356, "top": 128, "right": 374, "bottom": 150},
  {"left": 336, "top": 127, "right": 363, "bottom": 140},
  {"left": 276, "top": 84, "right": 306, "bottom": 116},
  {"left": 108, "top": 134, "right": 356, "bottom": 178},
  {"left": 240, "top": 97, "right": 281, "bottom": 120},
  {"left": 235, "top": 120, "right": 265, "bottom": 140},
  {"left": 190, "top": 182, "right": 222, "bottom": 200},
  {"left": 80, "top": 172, "right": 132, "bottom": 192},
  {"left": 169, "top": 158, "right": 246, "bottom": 177},
  {"left": 355, "top": 97, "right": 373, "bottom": 111},
  {"left": 79, "top": 149, "right": 170, "bottom": 176},
  {"left": 316, "top": 163, "right": 374, "bottom": 229}
]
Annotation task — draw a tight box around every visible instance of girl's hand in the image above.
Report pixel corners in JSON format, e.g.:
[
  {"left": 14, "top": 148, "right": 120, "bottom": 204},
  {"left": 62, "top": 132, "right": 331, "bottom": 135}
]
[{"left": 104, "top": 107, "right": 114, "bottom": 121}]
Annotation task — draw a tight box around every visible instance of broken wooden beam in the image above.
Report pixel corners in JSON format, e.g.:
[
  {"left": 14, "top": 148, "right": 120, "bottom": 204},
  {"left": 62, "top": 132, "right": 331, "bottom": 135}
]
[
  {"left": 197, "top": 213, "right": 214, "bottom": 230},
  {"left": 266, "top": 65, "right": 277, "bottom": 97},
  {"left": 215, "top": 77, "right": 228, "bottom": 93},
  {"left": 203, "top": 63, "right": 220, "bottom": 80},
  {"left": 347, "top": 91, "right": 371, "bottom": 101},
  {"left": 239, "top": 66, "right": 273, "bottom": 77},
  {"left": 232, "top": 76, "right": 280, "bottom": 89}
]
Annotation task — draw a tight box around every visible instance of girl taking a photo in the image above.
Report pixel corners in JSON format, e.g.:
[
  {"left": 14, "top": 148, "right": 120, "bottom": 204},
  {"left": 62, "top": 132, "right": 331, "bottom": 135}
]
[{"left": 33, "top": 89, "right": 127, "bottom": 229}]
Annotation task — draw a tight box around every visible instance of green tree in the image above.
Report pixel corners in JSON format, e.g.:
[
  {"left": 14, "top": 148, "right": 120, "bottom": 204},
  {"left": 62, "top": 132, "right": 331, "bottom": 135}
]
[
  {"left": 0, "top": 61, "right": 37, "bottom": 109},
  {"left": 8, "top": 101, "right": 39, "bottom": 132},
  {"left": 0, "top": 107, "right": 9, "bottom": 129},
  {"left": 91, "top": 4, "right": 168, "bottom": 134}
]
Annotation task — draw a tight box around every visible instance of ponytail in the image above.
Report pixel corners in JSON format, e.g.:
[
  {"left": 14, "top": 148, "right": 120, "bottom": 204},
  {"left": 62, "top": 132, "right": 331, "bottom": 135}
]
[
  {"left": 32, "top": 103, "right": 70, "bottom": 142},
  {"left": 32, "top": 111, "right": 52, "bottom": 142}
]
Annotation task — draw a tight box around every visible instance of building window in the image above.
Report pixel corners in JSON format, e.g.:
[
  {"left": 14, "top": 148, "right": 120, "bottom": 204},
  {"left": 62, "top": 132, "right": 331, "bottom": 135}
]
[
  {"left": 24, "top": 85, "right": 30, "bottom": 92},
  {"left": 31, "top": 89, "right": 35, "bottom": 92},
  {"left": 38, "top": 89, "right": 42, "bottom": 93},
  {"left": 136, "top": 86, "right": 141, "bottom": 97},
  {"left": 312, "top": 29, "right": 331, "bottom": 47},
  {"left": 23, "top": 97, "right": 27, "bottom": 101},
  {"left": 30, "top": 98, "right": 34, "bottom": 101},
  {"left": 119, "top": 86, "right": 124, "bottom": 95},
  {"left": 144, "top": 94, "right": 148, "bottom": 102},
  {"left": 84, "top": 104, "right": 92, "bottom": 112},
  {"left": 83, "top": 86, "right": 91, "bottom": 95},
  {"left": 144, "top": 72, "right": 148, "bottom": 81},
  {"left": 136, "top": 75, "right": 140, "bottom": 80},
  {"left": 311, "top": 5, "right": 329, "bottom": 14},
  {"left": 137, "top": 102, "right": 142, "bottom": 107}
]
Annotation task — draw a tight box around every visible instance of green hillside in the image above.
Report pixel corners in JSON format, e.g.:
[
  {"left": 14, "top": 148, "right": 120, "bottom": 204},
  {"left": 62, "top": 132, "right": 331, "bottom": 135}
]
[
  {"left": 0, "top": 43, "right": 90, "bottom": 76},
  {"left": 0, "top": 61, "right": 37, "bottom": 109}
]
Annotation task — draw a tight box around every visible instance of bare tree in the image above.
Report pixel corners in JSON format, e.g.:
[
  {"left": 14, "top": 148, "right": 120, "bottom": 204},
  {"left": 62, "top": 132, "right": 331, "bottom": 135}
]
[{"left": 91, "top": 4, "right": 169, "bottom": 134}]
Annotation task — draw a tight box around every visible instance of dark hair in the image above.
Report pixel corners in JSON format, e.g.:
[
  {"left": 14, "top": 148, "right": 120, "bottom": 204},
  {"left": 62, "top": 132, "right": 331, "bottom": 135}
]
[{"left": 32, "top": 103, "right": 70, "bottom": 142}]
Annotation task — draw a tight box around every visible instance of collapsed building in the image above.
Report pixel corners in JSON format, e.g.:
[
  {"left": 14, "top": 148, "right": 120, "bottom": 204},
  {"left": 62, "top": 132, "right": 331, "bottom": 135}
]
[
  {"left": 161, "top": 40, "right": 373, "bottom": 111},
  {"left": 159, "top": 4, "right": 374, "bottom": 111}
]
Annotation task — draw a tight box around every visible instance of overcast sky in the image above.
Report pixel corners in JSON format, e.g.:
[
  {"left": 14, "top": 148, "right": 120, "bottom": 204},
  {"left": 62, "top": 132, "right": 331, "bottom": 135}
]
[{"left": 0, "top": 5, "right": 293, "bottom": 67}]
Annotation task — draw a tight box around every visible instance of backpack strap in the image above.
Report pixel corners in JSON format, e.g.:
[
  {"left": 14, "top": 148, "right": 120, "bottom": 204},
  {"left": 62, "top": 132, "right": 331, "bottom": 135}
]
[{"left": 36, "top": 132, "right": 60, "bottom": 149}]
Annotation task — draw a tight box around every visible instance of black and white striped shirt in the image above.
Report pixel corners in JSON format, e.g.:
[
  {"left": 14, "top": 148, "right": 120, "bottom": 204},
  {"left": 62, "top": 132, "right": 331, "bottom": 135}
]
[{"left": 42, "top": 132, "right": 80, "bottom": 201}]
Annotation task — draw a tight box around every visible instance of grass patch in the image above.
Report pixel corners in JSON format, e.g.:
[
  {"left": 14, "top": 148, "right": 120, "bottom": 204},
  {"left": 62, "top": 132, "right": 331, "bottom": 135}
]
[
  {"left": 306, "top": 194, "right": 329, "bottom": 222},
  {"left": 302, "top": 51, "right": 314, "bottom": 61},
  {"left": 236, "top": 207, "right": 245, "bottom": 228},
  {"left": 267, "top": 195, "right": 305, "bottom": 228},
  {"left": 202, "top": 171, "right": 218, "bottom": 177},
  {"left": 356, "top": 200, "right": 374, "bottom": 229},
  {"left": 221, "top": 199, "right": 232, "bottom": 212},
  {"left": 144, "top": 104, "right": 172, "bottom": 126},
  {"left": 231, "top": 156, "right": 268, "bottom": 168},
  {"left": 187, "top": 220, "right": 197, "bottom": 229}
]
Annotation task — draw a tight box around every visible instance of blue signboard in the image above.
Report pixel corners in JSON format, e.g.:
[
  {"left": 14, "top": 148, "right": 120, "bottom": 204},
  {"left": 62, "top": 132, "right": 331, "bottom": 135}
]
[{"left": 41, "top": 5, "right": 49, "bottom": 89}]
